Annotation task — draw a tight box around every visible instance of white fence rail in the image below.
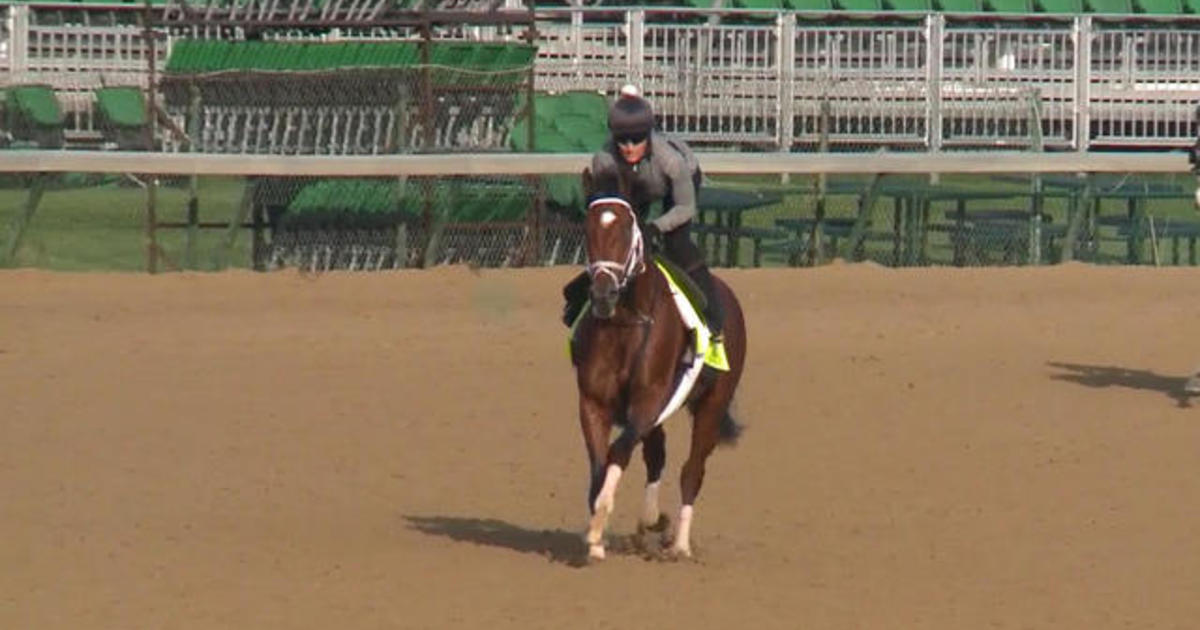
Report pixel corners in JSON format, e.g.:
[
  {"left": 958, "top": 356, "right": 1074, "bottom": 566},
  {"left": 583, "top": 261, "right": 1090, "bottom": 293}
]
[{"left": 0, "top": 149, "right": 1189, "bottom": 176}]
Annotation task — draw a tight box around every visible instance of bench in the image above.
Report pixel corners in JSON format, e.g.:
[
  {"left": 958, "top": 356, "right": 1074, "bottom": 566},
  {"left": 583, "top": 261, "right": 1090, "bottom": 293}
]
[
  {"left": 941, "top": 208, "right": 1068, "bottom": 265},
  {"left": 770, "top": 217, "right": 896, "bottom": 265},
  {"left": 1114, "top": 218, "right": 1200, "bottom": 265},
  {"left": 692, "top": 223, "right": 789, "bottom": 267}
]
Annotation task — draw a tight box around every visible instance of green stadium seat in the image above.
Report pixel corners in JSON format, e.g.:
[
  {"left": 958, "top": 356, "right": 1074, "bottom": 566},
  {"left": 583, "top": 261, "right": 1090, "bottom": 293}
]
[
  {"left": 2, "top": 84, "right": 65, "bottom": 149},
  {"left": 785, "top": 0, "right": 836, "bottom": 8},
  {"left": 986, "top": 0, "right": 1033, "bottom": 11},
  {"left": 835, "top": 0, "right": 883, "bottom": 9},
  {"left": 936, "top": 0, "right": 985, "bottom": 9},
  {"left": 730, "top": 0, "right": 786, "bottom": 7},
  {"left": 1038, "top": 0, "right": 1083, "bottom": 11},
  {"left": 94, "top": 86, "right": 148, "bottom": 150},
  {"left": 886, "top": 0, "right": 934, "bottom": 9},
  {"left": 1134, "top": 0, "right": 1182, "bottom": 12},
  {"left": 1085, "top": 0, "right": 1133, "bottom": 10}
]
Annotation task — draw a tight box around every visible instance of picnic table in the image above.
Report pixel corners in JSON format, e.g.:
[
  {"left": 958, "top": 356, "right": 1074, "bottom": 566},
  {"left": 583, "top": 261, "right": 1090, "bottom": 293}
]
[
  {"left": 1114, "top": 217, "right": 1200, "bottom": 265},
  {"left": 941, "top": 208, "right": 1070, "bottom": 266},
  {"left": 993, "top": 173, "right": 1195, "bottom": 264},
  {"left": 694, "top": 186, "right": 785, "bottom": 267}
]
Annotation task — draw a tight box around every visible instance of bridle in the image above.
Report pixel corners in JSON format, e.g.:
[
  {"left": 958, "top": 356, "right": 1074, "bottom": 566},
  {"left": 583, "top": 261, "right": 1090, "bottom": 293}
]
[{"left": 585, "top": 196, "right": 646, "bottom": 290}]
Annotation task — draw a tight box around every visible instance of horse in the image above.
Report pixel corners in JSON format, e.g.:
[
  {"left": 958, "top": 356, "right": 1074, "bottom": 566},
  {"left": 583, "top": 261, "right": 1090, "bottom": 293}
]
[{"left": 570, "top": 167, "right": 747, "bottom": 561}]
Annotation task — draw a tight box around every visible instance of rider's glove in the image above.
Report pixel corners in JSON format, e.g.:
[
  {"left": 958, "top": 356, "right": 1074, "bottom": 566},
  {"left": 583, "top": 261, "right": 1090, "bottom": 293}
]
[{"left": 643, "top": 222, "right": 664, "bottom": 252}]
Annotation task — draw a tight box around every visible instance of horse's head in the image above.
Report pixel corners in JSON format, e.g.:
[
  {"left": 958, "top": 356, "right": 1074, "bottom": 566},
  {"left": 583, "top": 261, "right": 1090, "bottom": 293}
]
[{"left": 582, "top": 168, "right": 644, "bottom": 320}]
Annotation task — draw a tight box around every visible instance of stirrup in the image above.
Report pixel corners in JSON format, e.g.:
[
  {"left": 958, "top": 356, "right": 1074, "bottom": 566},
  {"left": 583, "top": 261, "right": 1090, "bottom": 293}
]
[{"left": 703, "top": 330, "right": 729, "bottom": 371}]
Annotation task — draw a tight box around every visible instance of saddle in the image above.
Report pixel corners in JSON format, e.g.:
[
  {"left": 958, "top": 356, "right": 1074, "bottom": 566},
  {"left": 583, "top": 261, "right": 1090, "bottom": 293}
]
[{"left": 652, "top": 255, "right": 707, "bottom": 314}]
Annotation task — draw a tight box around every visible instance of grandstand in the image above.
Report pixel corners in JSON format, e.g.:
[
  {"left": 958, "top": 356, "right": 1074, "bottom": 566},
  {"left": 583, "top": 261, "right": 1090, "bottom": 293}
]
[{"left": 3, "top": 1, "right": 1199, "bottom": 151}]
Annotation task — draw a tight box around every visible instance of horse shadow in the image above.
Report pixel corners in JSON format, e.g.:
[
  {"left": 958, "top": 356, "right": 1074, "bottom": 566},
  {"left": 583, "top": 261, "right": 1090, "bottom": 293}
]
[
  {"left": 1046, "top": 361, "right": 1195, "bottom": 408},
  {"left": 403, "top": 515, "right": 584, "bottom": 566},
  {"left": 403, "top": 515, "right": 673, "bottom": 567}
]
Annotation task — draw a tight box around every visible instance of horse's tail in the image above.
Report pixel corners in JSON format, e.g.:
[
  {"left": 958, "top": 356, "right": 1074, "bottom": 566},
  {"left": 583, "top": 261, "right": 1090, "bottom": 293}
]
[{"left": 718, "top": 411, "right": 743, "bottom": 446}]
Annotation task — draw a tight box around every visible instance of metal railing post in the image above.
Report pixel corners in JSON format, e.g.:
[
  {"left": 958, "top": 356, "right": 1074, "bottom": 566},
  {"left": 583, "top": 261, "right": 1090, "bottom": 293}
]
[
  {"left": 926, "top": 13, "right": 943, "bottom": 153},
  {"left": 627, "top": 10, "right": 644, "bottom": 88},
  {"left": 777, "top": 13, "right": 795, "bottom": 154},
  {"left": 1074, "top": 16, "right": 1092, "bottom": 152}
]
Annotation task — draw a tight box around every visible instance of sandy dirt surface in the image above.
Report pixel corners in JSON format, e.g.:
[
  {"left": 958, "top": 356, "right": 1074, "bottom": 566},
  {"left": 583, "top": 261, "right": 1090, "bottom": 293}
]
[{"left": 3, "top": 263, "right": 1200, "bottom": 629}]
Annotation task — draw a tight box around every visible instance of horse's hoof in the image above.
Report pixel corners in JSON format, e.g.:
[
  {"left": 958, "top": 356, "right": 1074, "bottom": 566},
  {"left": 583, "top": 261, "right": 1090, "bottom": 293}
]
[
  {"left": 667, "top": 544, "right": 693, "bottom": 561},
  {"left": 587, "top": 544, "right": 606, "bottom": 562},
  {"left": 638, "top": 513, "right": 670, "bottom": 534},
  {"left": 1185, "top": 373, "right": 1200, "bottom": 395}
]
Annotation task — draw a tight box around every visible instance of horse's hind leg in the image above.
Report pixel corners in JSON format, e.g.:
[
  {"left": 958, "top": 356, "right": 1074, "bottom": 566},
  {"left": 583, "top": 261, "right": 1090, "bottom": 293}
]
[{"left": 639, "top": 425, "right": 669, "bottom": 535}]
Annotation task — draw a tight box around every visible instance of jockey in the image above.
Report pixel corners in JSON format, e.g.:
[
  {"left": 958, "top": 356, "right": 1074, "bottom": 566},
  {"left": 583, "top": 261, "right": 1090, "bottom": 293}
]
[{"left": 562, "top": 84, "right": 726, "bottom": 350}]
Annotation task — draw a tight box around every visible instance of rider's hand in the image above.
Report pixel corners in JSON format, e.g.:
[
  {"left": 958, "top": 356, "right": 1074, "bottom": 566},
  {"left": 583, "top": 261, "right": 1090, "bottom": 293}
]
[{"left": 643, "top": 223, "right": 663, "bottom": 251}]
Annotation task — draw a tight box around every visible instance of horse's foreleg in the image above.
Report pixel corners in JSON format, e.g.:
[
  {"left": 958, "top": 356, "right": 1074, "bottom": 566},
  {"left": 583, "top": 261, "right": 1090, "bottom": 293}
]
[
  {"left": 580, "top": 395, "right": 620, "bottom": 561},
  {"left": 673, "top": 397, "right": 726, "bottom": 558},
  {"left": 639, "top": 425, "right": 668, "bottom": 533},
  {"left": 585, "top": 425, "right": 643, "bottom": 560}
]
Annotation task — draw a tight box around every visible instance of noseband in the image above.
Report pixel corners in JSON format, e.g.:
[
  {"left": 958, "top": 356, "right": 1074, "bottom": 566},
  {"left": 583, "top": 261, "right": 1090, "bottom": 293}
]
[{"left": 586, "top": 196, "right": 645, "bottom": 290}]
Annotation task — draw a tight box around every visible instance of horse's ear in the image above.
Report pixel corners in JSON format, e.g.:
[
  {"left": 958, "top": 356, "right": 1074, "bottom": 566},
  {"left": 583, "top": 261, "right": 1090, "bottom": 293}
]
[{"left": 581, "top": 168, "right": 594, "bottom": 199}]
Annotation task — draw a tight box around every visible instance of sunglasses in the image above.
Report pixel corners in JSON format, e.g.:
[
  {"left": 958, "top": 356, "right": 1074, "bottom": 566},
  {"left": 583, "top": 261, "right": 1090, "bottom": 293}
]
[{"left": 615, "top": 134, "right": 648, "bottom": 147}]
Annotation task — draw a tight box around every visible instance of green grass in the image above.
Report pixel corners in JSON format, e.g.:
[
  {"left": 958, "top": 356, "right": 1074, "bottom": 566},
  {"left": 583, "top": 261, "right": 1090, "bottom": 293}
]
[{"left": 1, "top": 176, "right": 251, "bottom": 271}]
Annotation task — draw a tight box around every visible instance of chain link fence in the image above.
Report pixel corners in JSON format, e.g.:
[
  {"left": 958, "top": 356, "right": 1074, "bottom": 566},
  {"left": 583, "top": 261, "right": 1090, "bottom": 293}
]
[{"left": 3, "top": 168, "right": 1198, "bottom": 272}]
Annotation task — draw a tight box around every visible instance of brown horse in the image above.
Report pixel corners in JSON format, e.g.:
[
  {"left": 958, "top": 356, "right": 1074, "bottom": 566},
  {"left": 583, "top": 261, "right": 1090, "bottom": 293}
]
[{"left": 571, "top": 168, "right": 747, "bottom": 561}]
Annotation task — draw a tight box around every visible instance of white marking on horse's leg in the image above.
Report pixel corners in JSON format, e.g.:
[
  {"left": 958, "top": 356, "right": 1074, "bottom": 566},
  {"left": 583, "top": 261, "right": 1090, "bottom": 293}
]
[
  {"left": 640, "top": 480, "right": 661, "bottom": 529},
  {"left": 585, "top": 464, "right": 623, "bottom": 560},
  {"left": 1185, "top": 367, "right": 1200, "bottom": 394},
  {"left": 671, "top": 504, "right": 695, "bottom": 557}
]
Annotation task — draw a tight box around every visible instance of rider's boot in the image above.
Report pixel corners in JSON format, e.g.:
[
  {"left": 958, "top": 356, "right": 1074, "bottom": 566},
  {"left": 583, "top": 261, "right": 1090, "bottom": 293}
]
[{"left": 688, "top": 264, "right": 728, "bottom": 368}]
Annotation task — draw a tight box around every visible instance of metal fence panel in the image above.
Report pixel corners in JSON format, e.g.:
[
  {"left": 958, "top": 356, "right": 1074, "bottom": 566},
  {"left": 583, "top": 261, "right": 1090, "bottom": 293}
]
[
  {"left": 1090, "top": 26, "right": 1200, "bottom": 147},
  {"left": 940, "top": 25, "right": 1076, "bottom": 149},
  {"left": 791, "top": 23, "right": 929, "bottom": 149}
]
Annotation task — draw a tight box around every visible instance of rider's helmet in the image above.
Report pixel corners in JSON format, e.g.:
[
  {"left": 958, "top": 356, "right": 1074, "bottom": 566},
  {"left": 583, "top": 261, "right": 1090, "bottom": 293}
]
[{"left": 608, "top": 84, "right": 654, "bottom": 145}]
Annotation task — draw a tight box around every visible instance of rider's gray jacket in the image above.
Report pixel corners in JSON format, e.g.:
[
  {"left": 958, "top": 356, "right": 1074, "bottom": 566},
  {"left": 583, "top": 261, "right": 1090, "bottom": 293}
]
[{"left": 590, "top": 132, "right": 700, "bottom": 233}]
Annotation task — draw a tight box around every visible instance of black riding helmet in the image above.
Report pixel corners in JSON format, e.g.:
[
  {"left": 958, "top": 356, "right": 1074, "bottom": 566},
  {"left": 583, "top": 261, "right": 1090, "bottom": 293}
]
[{"left": 608, "top": 84, "right": 654, "bottom": 145}]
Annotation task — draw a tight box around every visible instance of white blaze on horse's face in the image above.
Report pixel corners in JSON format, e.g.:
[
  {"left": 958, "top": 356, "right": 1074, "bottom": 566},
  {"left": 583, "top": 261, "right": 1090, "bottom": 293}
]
[{"left": 599, "top": 210, "right": 617, "bottom": 228}]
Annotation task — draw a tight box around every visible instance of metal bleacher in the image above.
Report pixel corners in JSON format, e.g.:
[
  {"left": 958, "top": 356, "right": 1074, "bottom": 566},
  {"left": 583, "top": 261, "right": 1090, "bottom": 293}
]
[{"left": 2, "top": 0, "right": 1200, "bottom": 152}]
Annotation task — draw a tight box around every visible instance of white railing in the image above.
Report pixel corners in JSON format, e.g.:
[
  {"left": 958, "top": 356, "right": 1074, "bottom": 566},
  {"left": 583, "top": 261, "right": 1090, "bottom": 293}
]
[
  {"left": 0, "top": 148, "right": 1190, "bottom": 176},
  {"left": 2, "top": 5, "right": 1199, "bottom": 151}
]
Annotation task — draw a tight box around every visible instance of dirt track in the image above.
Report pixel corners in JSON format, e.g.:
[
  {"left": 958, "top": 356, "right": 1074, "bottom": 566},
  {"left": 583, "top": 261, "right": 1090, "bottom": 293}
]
[{"left": 3, "top": 264, "right": 1200, "bottom": 629}]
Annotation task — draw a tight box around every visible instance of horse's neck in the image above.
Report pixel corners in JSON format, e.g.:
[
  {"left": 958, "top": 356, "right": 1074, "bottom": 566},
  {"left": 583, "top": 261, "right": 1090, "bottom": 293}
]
[
  {"left": 621, "top": 266, "right": 663, "bottom": 314},
  {"left": 583, "top": 266, "right": 672, "bottom": 376}
]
